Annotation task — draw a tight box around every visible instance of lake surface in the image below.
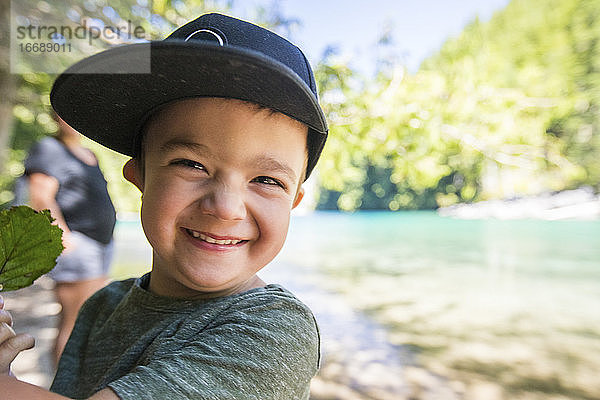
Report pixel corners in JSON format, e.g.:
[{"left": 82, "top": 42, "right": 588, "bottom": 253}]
[{"left": 112, "top": 211, "right": 600, "bottom": 399}]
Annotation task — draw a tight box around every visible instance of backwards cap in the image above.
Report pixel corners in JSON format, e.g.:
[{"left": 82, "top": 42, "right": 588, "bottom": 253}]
[{"left": 50, "top": 13, "right": 328, "bottom": 180}]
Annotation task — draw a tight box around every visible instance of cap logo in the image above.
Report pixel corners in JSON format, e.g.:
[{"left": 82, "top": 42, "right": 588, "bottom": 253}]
[{"left": 185, "top": 29, "right": 225, "bottom": 45}]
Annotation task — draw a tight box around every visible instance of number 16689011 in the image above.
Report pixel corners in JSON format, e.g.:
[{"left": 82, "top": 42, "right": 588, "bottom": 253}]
[{"left": 19, "top": 42, "right": 72, "bottom": 53}]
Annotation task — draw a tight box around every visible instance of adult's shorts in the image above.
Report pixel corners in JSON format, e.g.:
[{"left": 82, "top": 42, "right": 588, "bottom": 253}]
[{"left": 49, "top": 231, "right": 113, "bottom": 282}]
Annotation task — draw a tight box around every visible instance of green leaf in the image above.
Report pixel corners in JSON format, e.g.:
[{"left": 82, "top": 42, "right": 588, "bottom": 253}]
[{"left": 0, "top": 206, "right": 64, "bottom": 292}]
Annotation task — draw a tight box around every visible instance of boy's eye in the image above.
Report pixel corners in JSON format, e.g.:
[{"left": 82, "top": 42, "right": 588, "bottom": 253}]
[
  {"left": 171, "top": 159, "right": 206, "bottom": 171},
  {"left": 252, "top": 176, "right": 284, "bottom": 188}
]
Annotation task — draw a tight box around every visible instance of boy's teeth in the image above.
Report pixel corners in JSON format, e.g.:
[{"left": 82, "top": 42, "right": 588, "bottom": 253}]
[{"left": 188, "top": 229, "right": 242, "bottom": 245}]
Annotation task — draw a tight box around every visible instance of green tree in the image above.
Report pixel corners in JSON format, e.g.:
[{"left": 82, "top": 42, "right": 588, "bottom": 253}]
[{"left": 315, "top": 0, "right": 600, "bottom": 211}]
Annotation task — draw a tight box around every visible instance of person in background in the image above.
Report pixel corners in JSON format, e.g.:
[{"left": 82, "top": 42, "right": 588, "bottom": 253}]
[{"left": 23, "top": 113, "right": 116, "bottom": 365}]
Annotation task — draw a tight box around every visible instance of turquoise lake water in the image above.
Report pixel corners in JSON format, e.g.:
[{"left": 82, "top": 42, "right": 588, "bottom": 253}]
[
  {"left": 273, "top": 212, "right": 600, "bottom": 312},
  {"left": 281, "top": 211, "right": 599, "bottom": 277},
  {"left": 279, "top": 211, "right": 600, "bottom": 333}
]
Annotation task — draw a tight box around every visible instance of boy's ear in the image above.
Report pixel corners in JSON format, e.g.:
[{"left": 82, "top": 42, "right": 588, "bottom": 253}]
[
  {"left": 292, "top": 186, "right": 305, "bottom": 209},
  {"left": 123, "top": 158, "right": 144, "bottom": 192}
]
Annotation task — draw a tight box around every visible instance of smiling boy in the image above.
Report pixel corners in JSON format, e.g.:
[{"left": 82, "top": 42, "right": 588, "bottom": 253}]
[
  {"left": 127, "top": 97, "right": 308, "bottom": 299},
  {"left": 0, "top": 13, "right": 327, "bottom": 400}
]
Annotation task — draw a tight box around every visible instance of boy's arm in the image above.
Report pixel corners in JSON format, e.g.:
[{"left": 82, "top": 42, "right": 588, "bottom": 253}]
[
  {"left": 0, "top": 377, "right": 119, "bottom": 400},
  {"left": 0, "top": 296, "right": 118, "bottom": 400}
]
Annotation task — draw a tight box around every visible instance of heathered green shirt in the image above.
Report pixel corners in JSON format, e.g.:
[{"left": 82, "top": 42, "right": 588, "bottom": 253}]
[{"left": 50, "top": 273, "right": 320, "bottom": 400}]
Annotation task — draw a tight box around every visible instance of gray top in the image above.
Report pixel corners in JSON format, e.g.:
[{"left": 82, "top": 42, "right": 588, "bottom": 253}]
[
  {"left": 24, "top": 136, "right": 116, "bottom": 244},
  {"left": 50, "top": 273, "right": 320, "bottom": 399}
]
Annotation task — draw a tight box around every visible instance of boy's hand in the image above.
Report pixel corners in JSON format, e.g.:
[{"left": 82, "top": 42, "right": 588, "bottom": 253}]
[{"left": 0, "top": 295, "right": 35, "bottom": 376}]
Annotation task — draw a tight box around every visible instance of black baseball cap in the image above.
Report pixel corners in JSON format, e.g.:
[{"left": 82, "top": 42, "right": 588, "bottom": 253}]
[{"left": 50, "top": 13, "right": 328, "bottom": 180}]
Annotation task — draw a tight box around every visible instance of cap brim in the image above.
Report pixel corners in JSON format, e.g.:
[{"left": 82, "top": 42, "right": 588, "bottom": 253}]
[{"left": 50, "top": 41, "right": 328, "bottom": 159}]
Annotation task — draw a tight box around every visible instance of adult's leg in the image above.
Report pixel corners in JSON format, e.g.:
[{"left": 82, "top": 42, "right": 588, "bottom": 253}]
[{"left": 50, "top": 233, "right": 114, "bottom": 365}]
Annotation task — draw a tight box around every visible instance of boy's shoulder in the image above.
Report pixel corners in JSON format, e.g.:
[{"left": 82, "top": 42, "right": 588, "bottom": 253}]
[
  {"left": 80, "top": 274, "right": 319, "bottom": 345},
  {"left": 94, "top": 276, "right": 137, "bottom": 298},
  {"left": 85, "top": 275, "right": 314, "bottom": 320},
  {"left": 201, "top": 283, "right": 314, "bottom": 317},
  {"left": 82, "top": 276, "right": 137, "bottom": 313},
  {"left": 203, "top": 283, "right": 317, "bottom": 325}
]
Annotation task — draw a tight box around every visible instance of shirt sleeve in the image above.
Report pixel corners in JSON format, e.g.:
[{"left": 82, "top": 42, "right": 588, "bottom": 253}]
[
  {"left": 108, "top": 292, "right": 320, "bottom": 400},
  {"left": 24, "top": 138, "right": 62, "bottom": 178}
]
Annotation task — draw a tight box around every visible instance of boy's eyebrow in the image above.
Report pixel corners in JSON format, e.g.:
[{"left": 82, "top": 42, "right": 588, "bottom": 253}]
[
  {"left": 159, "top": 139, "right": 210, "bottom": 155},
  {"left": 251, "top": 156, "right": 298, "bottom": 183}
]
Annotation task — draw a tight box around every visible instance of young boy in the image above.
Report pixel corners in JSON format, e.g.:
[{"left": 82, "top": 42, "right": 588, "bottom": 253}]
[{"left": 0, "top": 13, "right": 328, "bottom": 399}]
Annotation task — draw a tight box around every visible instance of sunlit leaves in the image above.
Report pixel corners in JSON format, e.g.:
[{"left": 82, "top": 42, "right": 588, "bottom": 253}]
[{"left": 315, "top": 0, "right": 600, "bottom": 211}]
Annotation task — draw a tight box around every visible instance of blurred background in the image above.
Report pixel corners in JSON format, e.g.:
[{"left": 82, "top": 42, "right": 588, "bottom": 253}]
[{"left": 1, "top": 0, "right": 599, "bottom": 399}]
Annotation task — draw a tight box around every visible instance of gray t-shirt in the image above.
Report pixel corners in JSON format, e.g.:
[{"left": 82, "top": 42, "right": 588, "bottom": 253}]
[{"left": 50, "top": 273, "right": 320, "bottom": 399}]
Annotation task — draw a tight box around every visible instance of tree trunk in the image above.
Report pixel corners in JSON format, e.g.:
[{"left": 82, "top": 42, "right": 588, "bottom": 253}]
[{"left": 0, "top": 0, "right": 15, "bottom": 174}]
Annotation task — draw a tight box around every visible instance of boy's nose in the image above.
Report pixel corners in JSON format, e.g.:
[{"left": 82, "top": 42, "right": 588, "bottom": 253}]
[{"left": 198, "top": 184, "right": 247, "bottom": 221}]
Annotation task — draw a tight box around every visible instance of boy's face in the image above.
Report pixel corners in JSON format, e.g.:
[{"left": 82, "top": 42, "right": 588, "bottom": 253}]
[{"left": 124, "top": 98, "right": 307, "bottom": 299}]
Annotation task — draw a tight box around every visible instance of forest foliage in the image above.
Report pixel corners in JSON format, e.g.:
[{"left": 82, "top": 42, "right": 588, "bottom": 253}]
[
  {"left": 2, "top": 0, "right": 599, "bottom": 212},
  {"left": 315, "top": 0, "right": 600, "bottom": 210}
]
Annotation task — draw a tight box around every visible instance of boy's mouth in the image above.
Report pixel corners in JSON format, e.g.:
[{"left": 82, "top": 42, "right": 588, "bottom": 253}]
[{"left": 184, "top": 228, "right": 247, "bottom": 246}]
